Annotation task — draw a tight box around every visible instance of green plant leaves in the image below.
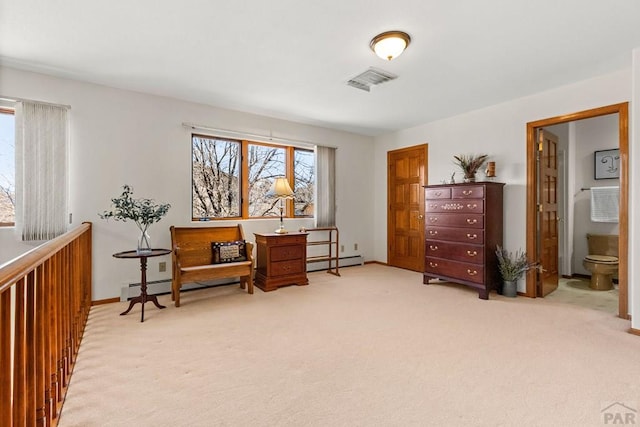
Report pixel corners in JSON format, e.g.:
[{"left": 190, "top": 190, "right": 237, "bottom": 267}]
[{"left": 99, "top": 185, "right": 171, "bottom": 228}]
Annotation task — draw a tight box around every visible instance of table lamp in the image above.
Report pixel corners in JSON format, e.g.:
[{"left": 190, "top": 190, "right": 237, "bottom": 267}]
[{"left": 267, "top": 177, "right": 294, "bottom": 234}]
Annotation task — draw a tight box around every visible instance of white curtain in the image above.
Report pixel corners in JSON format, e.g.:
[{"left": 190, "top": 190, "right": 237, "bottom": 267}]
[
  {"left": 315, "top": 145, "right": 336, "bottom": 227},
  {"left": 15, "top": 101, "right": 69, "bottom": 241}
]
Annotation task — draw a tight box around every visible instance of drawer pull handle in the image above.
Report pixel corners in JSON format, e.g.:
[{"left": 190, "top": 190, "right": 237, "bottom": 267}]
[
  {"left": 466, "top": 233, "right": 478, "bottom": 240},
  {"left": 466, "top": 218, "right": 477, "bottom": 224},
  {"left": 467, "top": 250, "right": 477, "bottom": 257},
  {"left": 467, "top": 203, "right": 478, "bottom": 209},
  {"left": 429, "top": 245, "right": 438, "bottom": 251},
  {"left": 429, "top": 203, "right": 438, "bottom": 209},
  {"left": 429, "top": 217, "right": 438, "bottom": 223},
  {"left": 467, "top": 269, "right": 478, "bottom": 276},
  {"left": 462, "top": 190, "right": 473, "bottom": 195},
  {"left": 429, "top": 262, "right": 439, "bottom": 268},
  {"left": 429, "top": 230, "right": 438, "bottom": 236},
  {"left": 434, "top": 191, "right": 442, "bottom": 196}
]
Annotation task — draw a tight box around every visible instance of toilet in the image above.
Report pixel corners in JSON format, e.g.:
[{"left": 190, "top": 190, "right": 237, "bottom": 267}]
[{"left": 582, "top": 234, "right": 619, "bottom": 291}]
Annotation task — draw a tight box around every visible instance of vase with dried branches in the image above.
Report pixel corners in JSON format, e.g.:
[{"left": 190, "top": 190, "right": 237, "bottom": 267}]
[
  {"left": 453, "top": 154, "right": 488, "bottom": 182},
  {"left": 495, "top": 245, "right": 540, "bottom": 297}
]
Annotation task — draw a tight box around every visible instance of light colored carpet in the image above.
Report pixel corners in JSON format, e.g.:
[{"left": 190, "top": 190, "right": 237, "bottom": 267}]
[
  {"left": 59, "top": 264, "right": 640, "bottom": 427},
  {"left": 545, "top": 277, "right": 618, "bottom": 314}
]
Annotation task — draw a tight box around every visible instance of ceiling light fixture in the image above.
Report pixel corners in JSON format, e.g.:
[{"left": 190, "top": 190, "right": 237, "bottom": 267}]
[{"left": 370, "top": 31, "right": 411, "bottom": 61}]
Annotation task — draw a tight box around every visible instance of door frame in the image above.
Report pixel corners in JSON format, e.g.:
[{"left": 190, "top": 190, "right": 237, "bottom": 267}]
[{"left": 525, "top": 103, "right": 629, "bottom": 319}]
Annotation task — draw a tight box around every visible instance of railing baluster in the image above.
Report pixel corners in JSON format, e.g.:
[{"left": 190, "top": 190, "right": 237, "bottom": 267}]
[
  {"left": 0, "top": 287, "right": 12, "bottom": 426},
  {"left": 13, "top": 277, "right": 27, "bottom": 426},
  {"left": 0, "top": 222, "right": 92, "bottom": 427},
  {"left": 44, "top": 258, "right": 54, "bottom": 425},
  {"left": 26, "top": 270, "right": 37, "bottom": 426},
  {"left": 36, "top": 265, "right": 46, "bottom": 427}
]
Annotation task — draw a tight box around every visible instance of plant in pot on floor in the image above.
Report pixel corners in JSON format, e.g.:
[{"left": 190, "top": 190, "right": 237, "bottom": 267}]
[
  {"left": 495, "top": 245, "right": 539, "bottom": 297},
  {"left": 100, "top": 185, "right": 171, "bottom": 254}
]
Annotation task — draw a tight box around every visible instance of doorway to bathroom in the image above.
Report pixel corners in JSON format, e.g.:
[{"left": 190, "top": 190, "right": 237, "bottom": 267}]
[{"left": 525, "top": 103, "right": 629, "bottom": 319}]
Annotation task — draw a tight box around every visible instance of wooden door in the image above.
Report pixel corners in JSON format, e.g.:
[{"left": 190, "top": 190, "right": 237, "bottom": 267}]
[
  {"left": 387, "top": 145, "right": 427, "bottom": 271},
  {"left": 537, "top": 129, "right": 559, "bottom": 296}
]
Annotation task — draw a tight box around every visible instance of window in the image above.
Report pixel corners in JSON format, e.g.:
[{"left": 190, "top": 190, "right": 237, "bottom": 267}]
[
  {"left": 247, "top": 143, "right": 286, "bottom": 217},
  {"left": 0, "top": 108, "right": 15, "bottom": 226},
  {"left": 192, "top": 136, "right": 241, "bottom": 218},
  {"left": 294, "top": 149, "right": 314, "bottom": 216},
  {"left": 191, "top": 134, "right": 315, "bottom": 220}
]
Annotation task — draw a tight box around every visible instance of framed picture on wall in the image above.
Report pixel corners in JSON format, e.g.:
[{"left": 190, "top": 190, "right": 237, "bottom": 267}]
[{"left": 594, "top": 148, "right": 620, "bottom": 180}]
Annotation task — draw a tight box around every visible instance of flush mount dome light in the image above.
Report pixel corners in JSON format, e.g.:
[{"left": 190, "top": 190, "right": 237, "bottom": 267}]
[{"left": 370, "top": 31, "right": 411, "bottom": 61}]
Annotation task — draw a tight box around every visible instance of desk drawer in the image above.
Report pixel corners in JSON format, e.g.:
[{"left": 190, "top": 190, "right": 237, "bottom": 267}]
[
  {"left": 425, "top": 257, "right": 484, "bottom": 284},
  {"left": 425, "top": 227, "right": 484, "bottom": 243},
  {"left": 425, "top": 213, "right": 484, "bottom": 229},
  {"left": 425, "top": 188, "right": 451, "bottom": 200},
  {"left": 271, "top": 245, "right": 304, "bottom": 262},
  {"left": 426, "top": 200, "right": 484, "bottom": 213},
  {"left": 426, "top": 241, "right": 484, "bottom": 264},
  {"left": 452, "top": 186, "right": 484, "bottom": 199},
  {"left": 271, "top": 259, "right": 305, "bottom": 276}
]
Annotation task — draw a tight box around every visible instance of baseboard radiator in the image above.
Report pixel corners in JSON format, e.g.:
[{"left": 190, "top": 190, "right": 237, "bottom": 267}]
[{"left": 120, "top": 255, "right": 365, "bottom": 301}]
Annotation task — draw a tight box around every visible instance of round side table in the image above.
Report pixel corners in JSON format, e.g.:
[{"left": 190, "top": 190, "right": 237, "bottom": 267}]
[{"left": 113, "top": 248, "right": 171, "bottom": 322}]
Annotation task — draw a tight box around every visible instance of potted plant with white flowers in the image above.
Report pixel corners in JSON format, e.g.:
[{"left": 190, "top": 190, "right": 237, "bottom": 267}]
[{"left": 99, "top": 185, "right": 171, "bottom": 254}]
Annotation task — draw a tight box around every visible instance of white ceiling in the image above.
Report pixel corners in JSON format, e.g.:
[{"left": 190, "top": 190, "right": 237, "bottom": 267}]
[{"left": 2, "top": 1, "right": 640, "bottom": 136}]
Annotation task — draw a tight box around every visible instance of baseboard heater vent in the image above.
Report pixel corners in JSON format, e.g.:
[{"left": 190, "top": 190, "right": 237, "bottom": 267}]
[
  {"left": 120, "top": 278, "right": 238, "bottom": 301},
  {"left": 307, "top": 255, "right": 364, "bottom": 272},
  {"left": 120, "top": 255, "right": 365, "bottom": 301}
]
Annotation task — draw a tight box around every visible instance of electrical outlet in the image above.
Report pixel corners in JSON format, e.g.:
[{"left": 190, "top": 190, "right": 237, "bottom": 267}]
[
  {"left": 340, "top": 245, "right": 344, "bottom": 252},
  {"left": 159, "top": 261, "right": 166, "bottom": 272},
  {"left": 354, "top": 243, "right": 358, "bottom": 251}
]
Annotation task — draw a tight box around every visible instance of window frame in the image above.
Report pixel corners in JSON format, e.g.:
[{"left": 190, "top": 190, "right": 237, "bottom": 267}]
[
  {"left": 191, "top": 133, "right": 315, "bottom": 221},
  {"left": 291, "top": 147, "right": 314, "bottom": 218},
  {"left": 191, "top": 134, "right": 242, "bottom": 220},
  {"left": 243, "top": 140, "right": 288, "bottom": 219},
  {"left": 0, "top": 107, "right": 15, "bottom": 227}
]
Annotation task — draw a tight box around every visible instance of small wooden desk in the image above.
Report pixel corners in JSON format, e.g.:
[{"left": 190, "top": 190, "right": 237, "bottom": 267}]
[
  {"left": 113, "top": 248, "right": 171, "bottom": 322},
  {"left": 254, "top": 232, "right": 308, "bottom": 291}
]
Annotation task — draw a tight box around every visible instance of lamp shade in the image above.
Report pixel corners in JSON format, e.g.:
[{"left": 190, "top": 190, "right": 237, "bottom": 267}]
[
  {"left": 370, "top": 31, "right": 411, "bottom": 61},
  {"left": 266, "top": 177, "right": 294, "bottom": 197}
]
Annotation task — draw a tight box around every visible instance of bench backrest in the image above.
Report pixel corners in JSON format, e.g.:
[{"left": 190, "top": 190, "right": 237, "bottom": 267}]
[{"left": 170, "top": 224, "right": 246, "bottom": 268}]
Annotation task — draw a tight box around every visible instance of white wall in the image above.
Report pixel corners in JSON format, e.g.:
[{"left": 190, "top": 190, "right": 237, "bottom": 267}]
[
  {"left": 572, "top": 115, "right": 619, "bottom": 275},
  {"left": 373, "top": 69, "right": 632, "bottom": 298},
  {"left": 0, "top": 66, "right": 375, "bottom": 300},
  {"left": 0, "top": 228, "right": 39, "bottom": 264}
]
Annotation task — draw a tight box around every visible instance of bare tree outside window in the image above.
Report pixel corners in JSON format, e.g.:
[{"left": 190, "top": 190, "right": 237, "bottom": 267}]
[
  {"left": 192, "top": 136, "right": 240, "bottom": 218},
  {"left": 248, "top": 144, "right": 285, "bottom": 217},
  {"left": 0, "top": 110, "right": 15, "bottom": 226},
  {"left": 191, "top": 134, "right": 316, "bottom": 220},
  {"left": 294, "top": 149, "right": 314, "bottom": 216}
]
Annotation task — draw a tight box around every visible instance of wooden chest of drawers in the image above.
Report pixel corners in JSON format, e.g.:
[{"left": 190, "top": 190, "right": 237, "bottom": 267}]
[
  {"left": 254, "top": 232, "right": 309, "bottom": 292},
  {"left": 423, "top": 182, "right": 504, "bottom": 299}
]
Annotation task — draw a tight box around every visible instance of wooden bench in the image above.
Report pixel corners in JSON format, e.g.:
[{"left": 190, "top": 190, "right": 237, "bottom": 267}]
[{"left": 170, "top": 224, "right": 254, "bottom": 307}]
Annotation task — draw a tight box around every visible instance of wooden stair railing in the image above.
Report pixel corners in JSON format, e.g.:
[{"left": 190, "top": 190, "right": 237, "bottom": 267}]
[{"left": 0, "top": 222, "right": 92, "bottom": 427}]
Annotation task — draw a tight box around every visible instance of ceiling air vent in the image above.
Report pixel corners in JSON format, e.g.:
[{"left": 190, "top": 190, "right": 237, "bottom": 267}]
[{"left": 347, "top": 67, "right": 398, "bottom": 92}]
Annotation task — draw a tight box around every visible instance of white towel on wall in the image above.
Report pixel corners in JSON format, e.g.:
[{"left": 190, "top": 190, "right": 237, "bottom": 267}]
[{"left": 590, "top": 186, "right": 619, "bottom": 223}]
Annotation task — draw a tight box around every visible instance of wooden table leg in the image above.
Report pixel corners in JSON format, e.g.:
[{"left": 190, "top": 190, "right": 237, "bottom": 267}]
[{"left": 119, "top": 255, "right": 166, "bottom": 322}]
